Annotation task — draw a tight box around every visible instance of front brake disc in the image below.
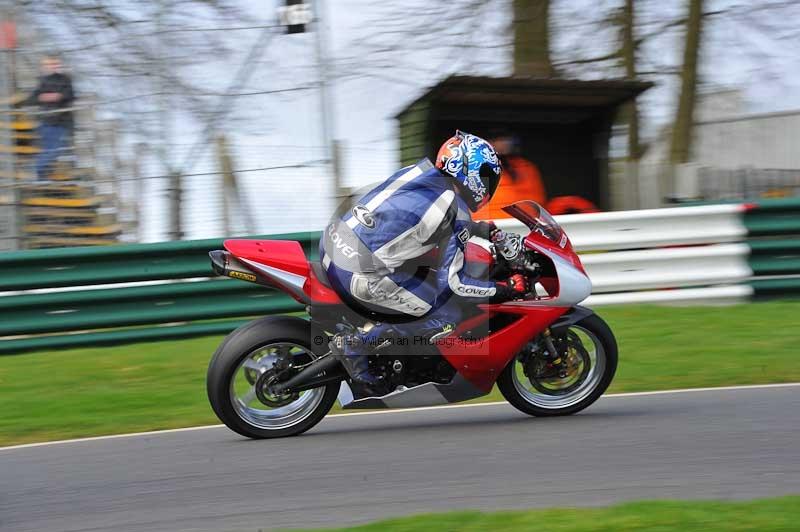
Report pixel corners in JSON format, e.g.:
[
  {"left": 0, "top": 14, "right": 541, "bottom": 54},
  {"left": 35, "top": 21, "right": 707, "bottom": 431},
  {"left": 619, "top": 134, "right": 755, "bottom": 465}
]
[{"left": 528, "top": 335, "right": 590, "bottom": 395}]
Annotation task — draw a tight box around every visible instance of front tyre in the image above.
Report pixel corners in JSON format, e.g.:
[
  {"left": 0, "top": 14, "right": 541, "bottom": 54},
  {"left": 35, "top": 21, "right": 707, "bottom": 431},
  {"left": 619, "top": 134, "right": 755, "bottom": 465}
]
[
  {"left": 207, "top": 316, "right": 339, "bottom": 439},
  {"left": 497, "top": 314, "right": 617, "bottom": 417}
]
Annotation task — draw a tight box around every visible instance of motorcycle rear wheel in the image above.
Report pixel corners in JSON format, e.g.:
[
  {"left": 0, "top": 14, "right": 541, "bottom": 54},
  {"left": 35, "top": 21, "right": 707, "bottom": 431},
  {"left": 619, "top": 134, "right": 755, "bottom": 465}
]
[
  {"left": 497, "top": 314, "right": 617, "bottom": 417},
  {"left": 207, "top": 316, "right": 339, "bottom": 439}
]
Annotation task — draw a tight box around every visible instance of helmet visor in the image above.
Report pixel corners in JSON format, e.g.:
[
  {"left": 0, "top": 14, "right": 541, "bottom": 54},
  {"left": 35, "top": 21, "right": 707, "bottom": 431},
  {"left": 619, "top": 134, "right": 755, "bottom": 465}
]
[{"left": 479, "top": 162, "right": 501, "bottom": 200}]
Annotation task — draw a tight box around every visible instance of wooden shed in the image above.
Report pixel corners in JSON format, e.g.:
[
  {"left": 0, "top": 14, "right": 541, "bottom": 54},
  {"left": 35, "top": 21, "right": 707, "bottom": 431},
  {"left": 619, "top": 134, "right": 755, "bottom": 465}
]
[{"left": 396, "top": 76, "right": 652, "bottom": 210}]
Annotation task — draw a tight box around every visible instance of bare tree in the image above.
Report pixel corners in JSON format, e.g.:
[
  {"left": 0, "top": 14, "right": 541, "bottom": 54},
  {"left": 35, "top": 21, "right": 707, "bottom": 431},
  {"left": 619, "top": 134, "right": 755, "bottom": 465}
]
[
  {"left": 513, "top": 0, "right": 553, "bottom": 76},
  {"left": 669, "top": 0, "right": 703, "bottom": 164},
  {"left": 335, "top": 0, "right": 510, "bottom": 84},
  {"left": 14, "top": 0, "right": 260, "bottom": 166},
  {"left": 620, "top": 0, "right": 641, "bottom": 160}
]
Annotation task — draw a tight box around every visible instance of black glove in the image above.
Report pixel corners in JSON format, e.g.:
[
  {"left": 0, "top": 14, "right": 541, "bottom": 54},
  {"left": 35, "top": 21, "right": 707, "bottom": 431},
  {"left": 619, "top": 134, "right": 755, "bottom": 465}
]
[
  {"left": 490, "top": 274, "right": 529, "bottom": 303},
  {"left": 472, "top": 221, "right": 498, "bottom": 241}
]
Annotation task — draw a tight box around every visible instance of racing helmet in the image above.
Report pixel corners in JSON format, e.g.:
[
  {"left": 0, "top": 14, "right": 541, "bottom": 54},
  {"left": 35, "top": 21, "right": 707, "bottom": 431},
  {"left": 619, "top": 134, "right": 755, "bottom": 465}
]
[{"left": 435, "top": 130, "right": 502, "bottom": 212}]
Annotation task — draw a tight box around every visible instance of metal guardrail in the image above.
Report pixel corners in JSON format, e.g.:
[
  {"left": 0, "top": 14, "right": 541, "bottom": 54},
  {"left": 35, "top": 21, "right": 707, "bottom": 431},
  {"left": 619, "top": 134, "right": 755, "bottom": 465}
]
[
  {"left": 0, "top": 280, "right": 298, "bottom": 336},
  {"left": 743, "top": 198, "right": 800, "bottom": 298},
  {"left": 550, "top": 204, "right": 746, "bottom": 251},
  {"left": 0, "top": 231, "right": 318, "bottom": 353},
  {"left": 0, "top": 200, "right": 798, "bottom": 354},
  {"left": 494, "top": 199, "right": 799, "bottom": 306},
  {"left": 496, "top": 203, "right": 755, "bottom": 306},
  {"left": 0, "top": 231, "right": 318, "bottom": 290},
  {"left": 580, "top": 244, "right": 752, "bottom": 293}
]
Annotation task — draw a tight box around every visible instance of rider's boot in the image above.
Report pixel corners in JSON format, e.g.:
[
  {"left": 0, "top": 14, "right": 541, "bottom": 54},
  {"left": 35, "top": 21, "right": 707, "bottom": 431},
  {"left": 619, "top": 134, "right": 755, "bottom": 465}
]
[
  {"left": 425, "top": 320, "right": 456, "bottom": 342},
  {"left": 329, "top": 334, "right": 389, "bottom": 397}
]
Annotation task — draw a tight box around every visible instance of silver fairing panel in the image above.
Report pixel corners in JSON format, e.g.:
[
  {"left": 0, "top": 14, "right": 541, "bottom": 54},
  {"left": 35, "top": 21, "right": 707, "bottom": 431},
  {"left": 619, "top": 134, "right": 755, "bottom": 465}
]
[
  {"left": 338, "top": 374, "right": 489, "bottom": 410},
  {"left": 499, "top": 245, "right": 592, "bottom": 309},
  {"left": 239, "top": 259, "right": 310, "bottom": 303},
  {"left": 542, "top": 251, "right": 593, "bottom": 307}
]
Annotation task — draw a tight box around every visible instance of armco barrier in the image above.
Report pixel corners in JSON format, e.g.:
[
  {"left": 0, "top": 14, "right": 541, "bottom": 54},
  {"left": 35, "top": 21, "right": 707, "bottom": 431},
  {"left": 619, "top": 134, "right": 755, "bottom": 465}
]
[
  {"left": 745, "top": 198, "right": 800, "bottom": 298},
  {"left": 0, "top": 232, "right": 317, "bottom": 353},
  {"left": 0, "top": 199, "right": 798, "bottom": 354},
  {"left": 744, "top": 198, "right": 800, "bottom": 236},
  {"left": 578, "top": 244, "right": 752, "bottom": 293},
  {"left": 497, "top": 203, "right": 755, "bottom": 306},
  {"left": 0, "top": 280, "right": 299, "bottom": 336},
  {"left": 0, "top": 232, "right": 317, "bottom": 291},
  {"left": 522, "top": 204, "right": 747, "bottom": 251}
]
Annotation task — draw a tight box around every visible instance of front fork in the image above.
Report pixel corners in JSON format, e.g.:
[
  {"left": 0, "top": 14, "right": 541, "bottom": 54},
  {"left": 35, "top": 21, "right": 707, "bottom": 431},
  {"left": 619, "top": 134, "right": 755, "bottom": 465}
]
[
  {"left": 541, "top": 328, "right": 560, "bottom": 360},
  {"left": 519, "top": 328, "right": 570, "bottom": 380}
]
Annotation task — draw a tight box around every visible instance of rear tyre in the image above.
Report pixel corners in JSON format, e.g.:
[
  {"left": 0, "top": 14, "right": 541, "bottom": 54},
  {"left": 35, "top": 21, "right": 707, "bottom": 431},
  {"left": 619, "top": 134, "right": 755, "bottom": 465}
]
[
  {"left": 207, "top": 316, "right": 339, "bottom": 439},
  {"left": 497, "top": 314, "right": 617, "bottom": 417}
]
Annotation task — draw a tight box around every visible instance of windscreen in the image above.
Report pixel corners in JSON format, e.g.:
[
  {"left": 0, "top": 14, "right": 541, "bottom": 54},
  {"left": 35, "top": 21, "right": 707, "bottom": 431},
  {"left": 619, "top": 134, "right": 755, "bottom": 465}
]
[{"left": 501, "top": 201, "right": 565, "bottom": 244}]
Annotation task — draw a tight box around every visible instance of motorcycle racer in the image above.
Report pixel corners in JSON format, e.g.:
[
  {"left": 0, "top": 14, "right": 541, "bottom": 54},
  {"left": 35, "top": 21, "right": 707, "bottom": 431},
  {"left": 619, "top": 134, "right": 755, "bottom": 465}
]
[{"left": 320, "top": 131, "right": 529, "bottom": 393}]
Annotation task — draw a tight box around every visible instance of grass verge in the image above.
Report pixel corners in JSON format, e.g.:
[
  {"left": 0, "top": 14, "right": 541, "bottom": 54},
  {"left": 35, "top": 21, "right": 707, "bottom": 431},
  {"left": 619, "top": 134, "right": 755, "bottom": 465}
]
[
  {"left": 289, "top": 497, "right": 800, "bottom": 532},
  {"left": 1, "top": 301, "right": 799, "bottom": 446}
]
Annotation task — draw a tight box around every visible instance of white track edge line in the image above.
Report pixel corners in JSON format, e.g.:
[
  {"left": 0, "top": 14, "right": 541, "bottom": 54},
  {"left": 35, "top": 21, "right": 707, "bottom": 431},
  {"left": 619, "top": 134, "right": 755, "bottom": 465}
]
[{"left": 2, "top": 382, "right": 798, "bottom": 452}]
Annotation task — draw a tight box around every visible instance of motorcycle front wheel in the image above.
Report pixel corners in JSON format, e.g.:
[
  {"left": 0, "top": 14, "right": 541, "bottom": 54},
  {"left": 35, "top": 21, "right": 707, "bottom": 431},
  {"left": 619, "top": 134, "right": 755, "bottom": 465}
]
[
  {"left": 207, "top": 316, "right": 339, "bottom": 439},
  {"left": 497, "top": 313, "right": 618, "bottom": 417}
]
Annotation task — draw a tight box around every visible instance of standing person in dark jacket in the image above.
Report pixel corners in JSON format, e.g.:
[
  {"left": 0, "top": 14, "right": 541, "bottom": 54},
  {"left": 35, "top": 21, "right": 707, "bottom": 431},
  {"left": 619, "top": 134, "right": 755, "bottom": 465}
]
[{"left": 23, "top": 55, "right": 75, "bottom": 180}]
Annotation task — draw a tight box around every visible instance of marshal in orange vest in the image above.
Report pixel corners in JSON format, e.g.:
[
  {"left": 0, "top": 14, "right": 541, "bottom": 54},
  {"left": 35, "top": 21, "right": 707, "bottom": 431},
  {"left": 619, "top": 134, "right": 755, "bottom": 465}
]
[{"left": 474, "top": 155, "right": 547, "bottom": 221}]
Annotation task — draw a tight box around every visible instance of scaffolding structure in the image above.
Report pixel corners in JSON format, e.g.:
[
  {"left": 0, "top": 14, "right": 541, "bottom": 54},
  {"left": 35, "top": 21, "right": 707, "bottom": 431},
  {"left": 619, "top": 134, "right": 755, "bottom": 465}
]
[{"left": 0, "top": 15, "right": 124, "bottom": 250}]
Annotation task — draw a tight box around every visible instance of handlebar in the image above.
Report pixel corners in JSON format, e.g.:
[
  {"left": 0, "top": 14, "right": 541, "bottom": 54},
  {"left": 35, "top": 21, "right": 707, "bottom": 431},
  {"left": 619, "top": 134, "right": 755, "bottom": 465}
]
[{"left": 490, "top": 232, "right": 542, "bottom": 301}]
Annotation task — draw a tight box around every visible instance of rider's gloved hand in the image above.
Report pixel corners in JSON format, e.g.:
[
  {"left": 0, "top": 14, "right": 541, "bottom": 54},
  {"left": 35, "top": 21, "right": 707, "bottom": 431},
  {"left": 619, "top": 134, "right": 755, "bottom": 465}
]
[
  {"left": 491, "top": 274, "right": 529, "bottom": 302},
  {"left": 490, "top": 229, "right": 506, "bottom": 243},
  {"left": 506, "top": 273, "right": 529, "bottom": 294},
  {"left": 472, "top": 221, "right": 498, "bottom": 241}
]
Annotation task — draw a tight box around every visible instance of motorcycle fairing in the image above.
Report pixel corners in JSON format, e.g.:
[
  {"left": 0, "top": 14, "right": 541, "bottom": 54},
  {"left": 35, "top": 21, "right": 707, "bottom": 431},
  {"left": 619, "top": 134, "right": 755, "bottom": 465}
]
[
  {"left": 223, "top": 239, "right": 342, "bottom": 305},
  {"left": 337, "top": 373, "right": 488, "bottom": 409},
  {"left": 225, "top": 239, "right": 310, "bottom": 276},
  {"left": 518, "top": 236, "right": 592, "bottom": 307},
  {"left": 433, "top": 224, "right": 587, "bottom": 392},
  {"left": 436, "top": 304, "right": 568, "bottom": 392}
]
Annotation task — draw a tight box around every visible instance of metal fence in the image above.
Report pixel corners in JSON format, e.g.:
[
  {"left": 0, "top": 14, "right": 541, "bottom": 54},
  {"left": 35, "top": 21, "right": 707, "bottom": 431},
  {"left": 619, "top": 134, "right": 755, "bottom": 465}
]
[
  {"left": 609, "top": 161, "right": 800, "bottom": 211},
  {"left": 698, "top": 167, "right": 800, "bottom": 202}
]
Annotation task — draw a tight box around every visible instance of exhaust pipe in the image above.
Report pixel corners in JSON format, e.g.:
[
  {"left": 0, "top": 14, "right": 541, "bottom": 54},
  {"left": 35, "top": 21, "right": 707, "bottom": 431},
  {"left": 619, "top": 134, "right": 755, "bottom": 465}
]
[{"left": 209, "top": 250, "right": 259, "bottom": 283}]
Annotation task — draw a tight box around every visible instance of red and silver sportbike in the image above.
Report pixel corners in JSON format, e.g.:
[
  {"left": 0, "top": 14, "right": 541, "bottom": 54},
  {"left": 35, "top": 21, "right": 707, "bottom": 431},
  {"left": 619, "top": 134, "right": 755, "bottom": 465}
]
[{"left": 207, "top": 201, "right": 617, "bottom": 439}]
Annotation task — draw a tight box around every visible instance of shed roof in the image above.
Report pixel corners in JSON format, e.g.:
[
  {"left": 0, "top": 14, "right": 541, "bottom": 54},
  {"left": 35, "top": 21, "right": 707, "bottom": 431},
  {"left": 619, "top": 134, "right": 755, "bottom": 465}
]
[{"left": 396, "top": 75, "right": 654, "bottom": 118}]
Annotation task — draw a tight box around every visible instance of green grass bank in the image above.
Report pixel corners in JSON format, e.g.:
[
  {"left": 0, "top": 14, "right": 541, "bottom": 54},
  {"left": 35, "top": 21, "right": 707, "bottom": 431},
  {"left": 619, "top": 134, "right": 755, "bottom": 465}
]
[
  {"left": 2, "top": 301, "right": 799, "bottom": 446},
  {"left": 290, "top": 497, "right": 800, "bottom": 532}
]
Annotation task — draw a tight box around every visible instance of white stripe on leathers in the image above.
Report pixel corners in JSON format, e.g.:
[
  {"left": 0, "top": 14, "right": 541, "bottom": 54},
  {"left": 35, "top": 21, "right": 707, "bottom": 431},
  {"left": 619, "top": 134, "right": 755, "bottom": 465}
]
[
  {"left": 349, "top": 273, "right": 432, "bottom": 317},
  {"left": 373, "top": 189, "right": 456, "bottom": 270},
  {"left": 447, "top": 247, "right": 496, "bottom": 298},
  {"left": 346, "top": 165, "right": 423, "bottom": 230}
]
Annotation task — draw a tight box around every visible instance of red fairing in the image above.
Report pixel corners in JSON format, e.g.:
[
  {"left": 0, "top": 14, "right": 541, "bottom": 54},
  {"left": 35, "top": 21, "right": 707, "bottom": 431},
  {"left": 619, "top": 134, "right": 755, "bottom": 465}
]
[
  {"left": 464, "top": 241, "right": 494, "bottom": 278},
  {"left": 437, "top": 304, "right": 568, "bottom": 392},
  {"left": 305, "top": 266, "right": 343, "bottom": 305},
  {"left": 525, "top": 231, "right": 586, "bottom": 275},
  {"left": 465, "top": 241, "right": 493, "bottom": 265},
  {"left": 224, "top": 239, "right": 310, "bottom": 276},
  {"left": 224, "top": 239, "right": 342, "bottom": 305},
  {"left": 502, "top": 200, "right": 587, "bottom": 275}
]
